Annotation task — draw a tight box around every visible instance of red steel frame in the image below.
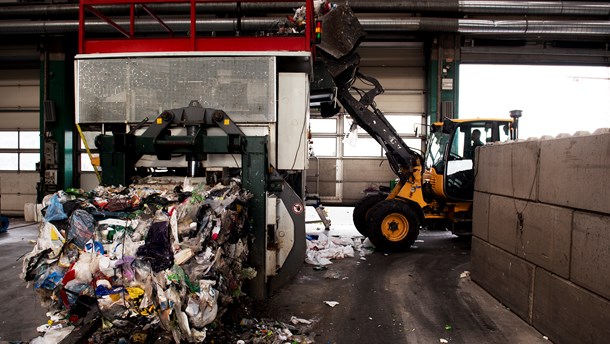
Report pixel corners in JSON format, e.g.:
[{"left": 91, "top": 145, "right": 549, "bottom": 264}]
[{"left": 79, "top": 0, "right": 315, "bottom": 54}]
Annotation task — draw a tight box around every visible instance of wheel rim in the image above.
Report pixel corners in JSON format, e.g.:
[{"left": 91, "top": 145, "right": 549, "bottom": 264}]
[{"left": 381, "top": 213, "right": 409, "bottom": 242}]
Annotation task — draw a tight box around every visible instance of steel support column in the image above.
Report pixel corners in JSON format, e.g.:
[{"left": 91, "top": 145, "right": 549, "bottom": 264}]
[
  {"left": 427, "top": 34, "right": 460, "bottom": 123},
  {"left": 241, "top": 136, "right": 268, "bottom": 300},
  {"left": 38, "top": 37, "right": 76, "bottom": 201}
]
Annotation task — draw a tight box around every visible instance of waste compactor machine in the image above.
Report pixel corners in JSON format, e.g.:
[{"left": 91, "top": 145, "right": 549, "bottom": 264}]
[{"left": 75, "top": 0, "right": 323, "bottom": 299}]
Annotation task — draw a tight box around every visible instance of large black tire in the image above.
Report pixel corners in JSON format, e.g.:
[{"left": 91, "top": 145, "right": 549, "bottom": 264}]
[
  {"left": 367, "top": 200, "right": 421, "bottom": 252},
  {"left": 352, "top": 193, "right": 387, "bottom": 237}
]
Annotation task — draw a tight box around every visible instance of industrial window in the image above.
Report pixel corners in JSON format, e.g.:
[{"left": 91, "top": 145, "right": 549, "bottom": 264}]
[
  {"left": 309, "top": 117, "right": 339, "bottom": 157},
  {"left": 0, "top": 130, "right": 40, "bottom": 171},
  {"left": 310, "top": 118, "right": 337, "bottom": 133},
  {"left": 310, "top": 137, "right": 336, "bottom": 157},
  {"left": 79, "top": 131, "right": 100, "bottom": 172},
  {"left": 342, "top": 115, "right": 422, "bottom": 157},
  {"left": 309, "top": 114, "right": 423, "bottom": 158}
]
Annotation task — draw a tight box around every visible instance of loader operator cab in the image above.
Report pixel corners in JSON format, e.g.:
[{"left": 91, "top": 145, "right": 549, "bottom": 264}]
[{"left": 424, "top": 119, "right": 512, "bottom": 201}]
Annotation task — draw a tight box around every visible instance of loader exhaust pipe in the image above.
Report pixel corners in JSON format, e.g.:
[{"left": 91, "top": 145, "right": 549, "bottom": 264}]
[{"left": 510, "top": 109, "right": 523, "bottom": 140}]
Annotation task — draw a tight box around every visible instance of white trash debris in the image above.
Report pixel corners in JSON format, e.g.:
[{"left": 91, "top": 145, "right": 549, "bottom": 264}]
[
  {"left": 460, "top": 271, "right": 471, "bottom": 279},
  {"left": 324, "top": 301, "right": 340, "bottom": 308},
  {"left": 30, "top": 326, "right": 75, "bottom": 344},
  {"left": 290, "top": 316, "right": 313, "bottom": 325},
  {"left": 305, "top": 232, "right": 355, "bottom": 266}
]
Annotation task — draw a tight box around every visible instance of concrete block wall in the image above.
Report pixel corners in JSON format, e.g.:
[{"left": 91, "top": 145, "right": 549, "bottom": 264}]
[{"left": 471, "top": 131, "right": 610, "bottom": 344}]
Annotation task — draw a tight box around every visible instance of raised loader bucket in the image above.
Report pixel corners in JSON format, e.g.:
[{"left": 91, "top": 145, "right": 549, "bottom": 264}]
[{"left": 317, "top": 4, "right": 366, "bottom": 59}]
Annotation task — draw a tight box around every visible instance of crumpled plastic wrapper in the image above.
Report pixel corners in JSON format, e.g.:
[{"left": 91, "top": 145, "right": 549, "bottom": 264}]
[{"left": 22, "top": 178, "right": 254, "bottom": 343}]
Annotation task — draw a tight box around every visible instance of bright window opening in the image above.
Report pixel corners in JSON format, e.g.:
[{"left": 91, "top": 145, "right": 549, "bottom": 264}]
[{"left": 460, "top": 65, "right": 610, "bottom": 138}]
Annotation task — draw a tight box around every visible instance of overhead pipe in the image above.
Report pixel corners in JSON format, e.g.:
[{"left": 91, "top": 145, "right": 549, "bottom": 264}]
[
  {"left": 1, "top": 16, "right": 610, "bottom": 37},
  {"left": 1, "top": 1, "right": 610, "bottom": 19},
  {"left": 347, "top": 0, "right": 610, "bottom": 16}
]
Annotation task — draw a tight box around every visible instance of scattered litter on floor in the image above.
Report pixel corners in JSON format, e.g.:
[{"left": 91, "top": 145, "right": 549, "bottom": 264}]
[
  {"left": 22, "top": 178, "right": 260, "bottom": 343},
  {"left": 305, "top": 232, "right": 356, "bottom": 266},
  {"left": 445, "top": 324, "right": 453, "bottom": 331},
  {"left": 440, "top": 339, "right": 449, "bottom": 343},
  {"left": 323, "top": 271, "right": 342, "bottom": 279},
  {"left": 415, "top": 239, "right": 425, "bottom": 243},
  {"left": 323, "top": 301, "right": 339, "bottom": 308},
  {"left": 543, "top": 335, "right": 549, "bottom": 340},
  {"left": 460, "top": 271, "right": 471, "bottom": 279},
  {"left": 290, "top": 316, "right": 313, "bottom": 325},
  {"left": 236, "top": 318, "right": 315, "bottom": 343}
]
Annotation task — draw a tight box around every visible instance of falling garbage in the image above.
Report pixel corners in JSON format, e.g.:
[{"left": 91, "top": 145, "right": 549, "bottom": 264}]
[{"left": 22, "top": 178, "right": 258, "bottom": 343}]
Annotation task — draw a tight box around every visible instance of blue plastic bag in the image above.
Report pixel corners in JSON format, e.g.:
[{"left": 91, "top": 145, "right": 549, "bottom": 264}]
[{"left": 45, "top": 195, "right": 68, "bottom": 221}]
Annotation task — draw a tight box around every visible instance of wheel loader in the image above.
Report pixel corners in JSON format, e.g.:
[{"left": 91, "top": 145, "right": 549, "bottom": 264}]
[{"left": 312, "top": 5, "right": 521, "bottom": 251}]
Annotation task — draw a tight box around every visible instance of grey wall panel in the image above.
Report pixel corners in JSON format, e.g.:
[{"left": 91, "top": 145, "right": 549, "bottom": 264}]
[
  {"left": 0, "top": 85, "right": 39, "bottom": 108},
  {"left": 0, "top": 111, "right": 39, "bottom": 130},
  {"left": 0, "top": 68, "right": 39, "bottom": 129},
  {"left": 358, "top": 46, "right": 425, "bottom": 67},
  {"left": 342, "top": 158, "right": 396, "bottom": 204},
  {"left": 0, "top": 172, "right": 37, "bottom": 215},
  {"left": 306, "top": 158, "right": 338, "bottom": 197},
  {"left": 356, "top": 67, "right": 425, "bottom": 90},
  {"left": 371, "top": 93, "right": 425, "bottom": 113}
]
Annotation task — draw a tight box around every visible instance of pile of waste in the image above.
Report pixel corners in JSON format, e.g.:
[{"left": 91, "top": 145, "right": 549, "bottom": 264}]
[{"left": 22, "top": 178, "right": 256, "bottom": 343}]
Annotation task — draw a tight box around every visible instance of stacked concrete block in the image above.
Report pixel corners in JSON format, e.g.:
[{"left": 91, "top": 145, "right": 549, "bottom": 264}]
[
  {"left": 471, "top": 131, "right": 610, "bottom": 344},
  {"left": 539, "top": 133, "right": 610, "bottom": 214}
]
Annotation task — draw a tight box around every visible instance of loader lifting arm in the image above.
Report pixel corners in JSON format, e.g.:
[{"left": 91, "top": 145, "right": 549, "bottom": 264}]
[{"left": 319, "top": 52, "right": 423, "bottom": 182}]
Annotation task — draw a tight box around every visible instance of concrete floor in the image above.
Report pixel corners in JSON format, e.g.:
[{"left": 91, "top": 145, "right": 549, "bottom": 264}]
[
  {"left": 268, "top": 230, "right": 549, "bottom": 344},
  {"left": 0, "top": 220, "right": 49, "bottom": 342},
  {"left": 0, "top": 215, "right": 549, "bottom": 343}
]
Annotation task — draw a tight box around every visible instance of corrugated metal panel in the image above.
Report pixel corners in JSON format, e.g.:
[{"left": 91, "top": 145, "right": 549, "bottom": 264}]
[
  {"left": 0, "top": 111, "right": 39, "bottom": 130},
  {"left": 372, "top": 93, "right": 425, "bottom": 113},
  {"left": 358, "top": 46, "right": 425, "bottom": 67},
  {"left": 0, "top": 172, "right": 37, "bottom": 215},
  {"left": 0, "top": 69, "right": 39, "bottom": 129},
  {"left": 306, "top": 158, "right": 337, "bottom": 197},
  {"left": 356, "top": 67, "right": 425, "bottom": 90},
  {"left": 342, "top": 158, "right": 397, "bottom": 204},
  {"left": 0, "top": 85, "right": 39, "bottom": 108}
]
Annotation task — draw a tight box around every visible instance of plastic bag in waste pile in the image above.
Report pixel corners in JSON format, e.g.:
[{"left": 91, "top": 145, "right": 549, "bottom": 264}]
[
  {"left": 44, "top": 194, "right": 68, "bottom": 222},
  {"left": 22, "top": 178, "right": 255, "bottom": 343},
  {"left": 136, "top": 220, "right": 174, "bottom": 272},
  {"left": 67, "top": 209, "right": 96, "bottom": 249}
]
